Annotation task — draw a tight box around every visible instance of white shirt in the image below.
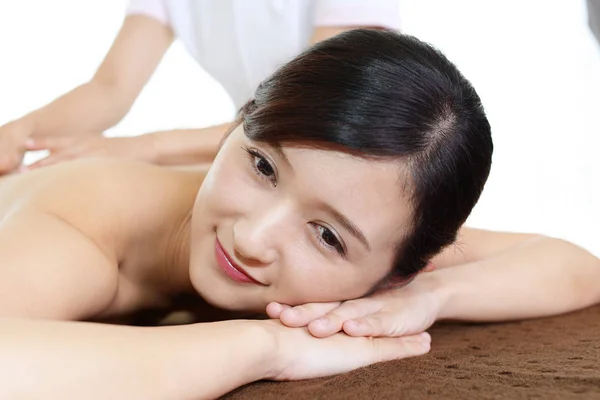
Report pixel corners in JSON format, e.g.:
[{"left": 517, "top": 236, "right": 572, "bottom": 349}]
[{"left": 127, "top": 0, "right": 401, "bottom": 109}]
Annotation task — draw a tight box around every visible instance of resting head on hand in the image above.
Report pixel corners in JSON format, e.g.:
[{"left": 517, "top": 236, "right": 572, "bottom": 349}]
[{"left": 182, "top": 30, "right": 493, "bottom": 337}]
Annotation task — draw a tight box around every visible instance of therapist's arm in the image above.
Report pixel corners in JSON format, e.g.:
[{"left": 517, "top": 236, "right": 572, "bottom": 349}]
[
  {"left": 148, "top": 25, "right": 380, "bottom": 165},
  {"left": 15, "top": 15, "right": 174, "bottom": 139},
  {"left": 144, "top": 122, "right": 233, "bottom": 166},
  {"left": 310, "top": 24, "right": 390, "bottom": 45},
  {"left": 149, "top": 25, "right": 372, "bottom": 165},
  {"left": 131, "top": 26, "right": 375, "bottom": 166},
  {"left": 27, "top": 24, "right": 394, "bottom": 170},
  {"left": 0, "top": 15, "right": 173, "bottom": 174}
]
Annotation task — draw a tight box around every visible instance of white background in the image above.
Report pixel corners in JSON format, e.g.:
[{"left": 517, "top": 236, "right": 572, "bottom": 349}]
[{"left": 0, "top": 0, "right": 598, "bottom": 256}]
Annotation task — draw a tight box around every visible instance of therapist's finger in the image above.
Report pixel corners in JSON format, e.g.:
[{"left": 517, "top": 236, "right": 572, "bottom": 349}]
[
  {"left": 25, "top": 137, "right": 74, "bottom": 151},
  {"left": 25, "top": 152, "right": 72, "bottom": 170}
]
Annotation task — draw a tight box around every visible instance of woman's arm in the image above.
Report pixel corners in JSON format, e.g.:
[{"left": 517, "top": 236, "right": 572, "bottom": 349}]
[
  {"left": 0, "top": 316, "right": 430, "bottom": 399},
  {"left": 430, "top": 227, "right": 541, "bottom": 268},
  {"left": 270, "top": 228, "right": 600, "bottom": 337},
  {"left": 429, "top": 230, "right": 600, "bottom": 321},
  {"left": 0, "top": 318, "right": 272, "bottom": 399},
  {"left": 0, "top": 165, "right": 276, "bottom": 398},
  {"left": 0, "top": 209, "right": 120, "bottom": 319}
]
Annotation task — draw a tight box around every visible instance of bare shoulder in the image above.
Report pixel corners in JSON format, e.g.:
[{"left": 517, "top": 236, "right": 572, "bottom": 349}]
[
  {"left": 0, "top": 158, "right": 203, "bottom": 220},
  {"left": 0, "top": 159, "right": 204, "bottom": 320},
  {"left": 0, "top": 158, "right": 204, "bottom": 271}
]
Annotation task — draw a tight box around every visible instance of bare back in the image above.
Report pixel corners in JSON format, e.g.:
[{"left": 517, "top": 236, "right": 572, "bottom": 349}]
[{"left": 0, "top": 159, "right": 205, "bottom": 321}]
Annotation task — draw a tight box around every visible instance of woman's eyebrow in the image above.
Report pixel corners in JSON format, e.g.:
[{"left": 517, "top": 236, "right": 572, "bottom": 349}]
[
  {"left": 270, "top": 145, "right": 292, "bottom": 170},
  {"left": 271, "top": 145, "right": 370, "bottom": 250},
  {"left": 322, "top": 203, "right": 371, "bottom": 251}
]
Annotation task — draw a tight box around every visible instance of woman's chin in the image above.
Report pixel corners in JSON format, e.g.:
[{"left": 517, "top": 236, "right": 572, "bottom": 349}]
[{"left": 189, "top": 268, "right": 265, "bottom": 313}]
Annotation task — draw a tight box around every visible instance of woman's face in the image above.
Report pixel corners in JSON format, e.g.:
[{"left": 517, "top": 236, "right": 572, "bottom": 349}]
[{"left": 189, "top": 125, "right": 413, "bottom": 312}]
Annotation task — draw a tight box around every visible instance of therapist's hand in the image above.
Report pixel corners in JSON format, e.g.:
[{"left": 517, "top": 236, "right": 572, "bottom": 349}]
[
  {"left": 267, "top": 272, "right": 444, "bottom": 339},
  {"left": 0, "top": 119, "right": 31, "bottom": 175},
  {"left": 23, "top": 135, "right": 156, "bottom": 170}
]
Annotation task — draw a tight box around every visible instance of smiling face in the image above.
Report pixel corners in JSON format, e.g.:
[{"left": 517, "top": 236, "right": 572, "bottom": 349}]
[{"left": 188, "top": 125, "right": 413, "bottom": 312}]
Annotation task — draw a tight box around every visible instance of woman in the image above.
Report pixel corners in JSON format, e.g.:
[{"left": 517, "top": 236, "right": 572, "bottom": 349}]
[
  {"left": 0, "top": 30, "right": 599, "bottom": 399},
  {"left": 0, "top": 0, "right": 400, "bottom": 174}
]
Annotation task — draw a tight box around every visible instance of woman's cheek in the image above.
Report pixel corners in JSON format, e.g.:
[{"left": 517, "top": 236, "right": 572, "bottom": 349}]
[
  {"left": 292, "top": 264, "right": 348, "bottom": 303},
  {"left": 212, "top": 164, "right": 259, "bottom": 210}
]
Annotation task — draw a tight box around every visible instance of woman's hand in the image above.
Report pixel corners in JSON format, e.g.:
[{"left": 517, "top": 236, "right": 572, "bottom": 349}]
[
  {"left": 23, "top": 135, "right": 156, "bottom": 170},
  {"left": 263, "top": 319, "right": 430, "bottom": 381},
  {"left": 266, "top": 274, "right": 444, "bottom": 339}
]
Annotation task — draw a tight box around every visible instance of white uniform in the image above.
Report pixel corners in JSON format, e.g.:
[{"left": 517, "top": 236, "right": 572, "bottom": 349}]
[{"left": 127, "top": 0, "right": 401, "bottom": 109}]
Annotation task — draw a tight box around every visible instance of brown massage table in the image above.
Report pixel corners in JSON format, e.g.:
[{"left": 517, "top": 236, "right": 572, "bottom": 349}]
[{"left": 223, "top": 305, "right": 600, "bottom": 399}]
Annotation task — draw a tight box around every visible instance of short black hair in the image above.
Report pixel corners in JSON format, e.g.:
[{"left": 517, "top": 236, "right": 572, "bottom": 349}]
[{"left": 239, "top": 29, "right": 493, "bottom": 279}]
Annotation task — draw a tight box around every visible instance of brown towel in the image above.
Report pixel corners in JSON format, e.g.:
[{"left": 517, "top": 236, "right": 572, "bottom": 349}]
[{"left": 223, "top": 305, "right": 600, "bottom": 399}]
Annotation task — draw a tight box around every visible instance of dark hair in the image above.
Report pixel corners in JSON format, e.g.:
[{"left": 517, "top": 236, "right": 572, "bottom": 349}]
[{"left": 237, "top": 29, "right": 493, "bottom": 281}]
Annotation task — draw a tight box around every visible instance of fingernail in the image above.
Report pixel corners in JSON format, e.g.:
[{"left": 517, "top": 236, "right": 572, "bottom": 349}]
[
  {"left": 345, "top": 320, "right": 361, "bottom": 330},
  {"left": 285, "top": 308, "right": 299, "bottom": 317},
  {"left": 419, "top": 332, "right": 431, "bottom": 343},
  {"left": 313, "top": 318, "right": 330, "bottom": 327},
  {"left": 270, "top": 303, "right": 283, "bottom": 313}
]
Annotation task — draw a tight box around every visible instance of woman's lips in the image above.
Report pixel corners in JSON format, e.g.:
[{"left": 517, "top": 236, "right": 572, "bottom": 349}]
[{"left": 215, "top": 239, "right": 263, "bottom": 285}]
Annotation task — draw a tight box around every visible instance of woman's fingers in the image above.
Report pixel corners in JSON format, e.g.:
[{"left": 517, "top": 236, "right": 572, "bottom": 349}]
[
  {"left": 365, "top": 332, "right": 431, "bottom": 366},
  {"left": 271, "top": 320, "right": 432, "bottom": 381},
  {"left": 277, "top": 301, "right": 342, "bottom": 328},
  {"left": 342, "top": 315, "right": 384, "bottom": 337},
  {"left": 342, "top": 311, "right": 405, "bottom": 337},
  {"left": 360, "top": 331, "right": 432, "bottom": 366},
  {"left": 266, "top": 302, "right": 292, "bottom": 319},
  {"left": 307, "top": 299, "right": 383, "bottom": 338}
]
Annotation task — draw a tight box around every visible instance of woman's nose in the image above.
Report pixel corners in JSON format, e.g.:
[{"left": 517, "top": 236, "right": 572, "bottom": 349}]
[{"left": 232, "top": 204, "right": 293, "bottom": 266}]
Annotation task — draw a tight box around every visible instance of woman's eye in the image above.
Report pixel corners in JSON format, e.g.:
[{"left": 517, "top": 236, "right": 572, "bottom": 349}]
[
  {"left": 243, "top": 147, "right": 277, "bottom": 186},
  {"left": 255, "top": 156, "right": 275, "bottom": 177},
  {"left": 316, "top": 225, "right": 346, "bottom": 256}
]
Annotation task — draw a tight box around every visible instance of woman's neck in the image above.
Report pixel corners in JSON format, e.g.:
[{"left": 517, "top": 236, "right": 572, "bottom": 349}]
[
  {"left": 124, "top": 169, "right": 205, "bottom": 302},
  {"left": 160, "top": 208, "right": 195, "bottom": 295}
]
